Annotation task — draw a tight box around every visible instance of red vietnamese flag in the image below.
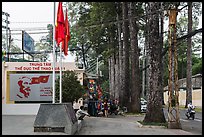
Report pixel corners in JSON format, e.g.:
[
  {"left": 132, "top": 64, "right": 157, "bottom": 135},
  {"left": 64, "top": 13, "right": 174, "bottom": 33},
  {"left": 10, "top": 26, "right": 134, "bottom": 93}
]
[
  {"left": 31, "top": 76, "right": 49, "bottom": 84},
  {"left": 62, "top": 8, "right": 71, "bottom": 56},
  {"left": 31, "top": 77, "right": 40, "bottom": 84},
  {"left": 39, "top": 75, "right": 49, "bottom": 83},
  {"left": 55, "top": 2, "right": 65, "bottom": 47}
]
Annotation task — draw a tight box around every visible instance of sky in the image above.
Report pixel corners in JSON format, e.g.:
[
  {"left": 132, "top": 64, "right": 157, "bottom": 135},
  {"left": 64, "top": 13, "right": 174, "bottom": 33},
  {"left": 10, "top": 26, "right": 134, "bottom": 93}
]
[
  {"left": 2, "top": 2, "right": 76, "bottom": 62},
  {"left": 2, "top": 2, "right": 202, "bottom": 60}
]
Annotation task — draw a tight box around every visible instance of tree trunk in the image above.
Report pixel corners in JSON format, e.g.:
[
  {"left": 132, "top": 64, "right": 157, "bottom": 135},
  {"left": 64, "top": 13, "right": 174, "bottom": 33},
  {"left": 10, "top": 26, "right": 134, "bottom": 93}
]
[
  {"left": 128, "top": 2, "right": 140, "bottom": 113},
  {"left": 116, "top": 2, "right": 124, "bottom": 106},
  {"left": 145, "top": 3, "right": 150, "bottom": 100},
  {"left": 81, "top": 44, "right": 87, "bottom": 69},
  {"left": 159, "top": 2, "right": 165, "bottom": 105},
  {"left": 186, "top": 2, "right": 193, "bottom": 108},
  {"left": 108, "top": 57, "right": 112, "bottom": 95},
  {"left": 115, "top": 53, "right": 120, "bottom": 100},
  {"left": 110, "top": 55, "right": 115, "bottom": 99},
  {"left": 122, "top": 2, "right": 130, "bottom": 109},
  {"left": 143, "top": 2, "right": 166, "bottom": 123},
  {"left": 142, "top": 44, "right": 146, "bottom": 98}
]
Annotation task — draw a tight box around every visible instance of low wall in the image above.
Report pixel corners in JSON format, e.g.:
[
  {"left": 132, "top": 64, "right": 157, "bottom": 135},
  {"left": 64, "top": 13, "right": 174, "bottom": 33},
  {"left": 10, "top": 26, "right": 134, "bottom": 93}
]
[{"left": 163, "top": 88, "right": 202, "bottom": 107}]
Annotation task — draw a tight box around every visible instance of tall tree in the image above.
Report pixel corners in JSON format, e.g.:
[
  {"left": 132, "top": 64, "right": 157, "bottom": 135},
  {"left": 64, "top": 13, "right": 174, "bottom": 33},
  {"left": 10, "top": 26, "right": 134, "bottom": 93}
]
[
  {"left": 143, "top": 2, "right": 166, "bottom": 123},
  {"left": 122, "top": 2, "right": 130, "bottom": 108},
  {"left": 186, "top": 2, "right": 193, "bottom": 107},
  {"left": 159, "top": 2, "right": 165, "bottom": 105},
  {"left": 128, "top": 2, "right": 141, "bottom": 113},
  {"left": 116, "top": 2, "right": 124, "bottom": 106},
  {"left": 114, "top": 53, "right": 120, "bottom": 100},
  {"left": 110, "top": 55, "right": 115, "bottom": 99},
  {"left": 144, "top": 2, "right": 150, "bottom": 100}
]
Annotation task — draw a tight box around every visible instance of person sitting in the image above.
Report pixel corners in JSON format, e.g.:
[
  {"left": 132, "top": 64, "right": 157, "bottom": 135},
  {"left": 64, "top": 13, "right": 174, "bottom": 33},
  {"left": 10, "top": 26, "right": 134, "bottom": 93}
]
[
  {"left": 110, "top": 100, "right": 118, "bottom": 115},
  {"left": 187, "top": 101, "right": 194, "bottom": 113},
  {"left": 76, "top": 106, "right": 90, "bottom": 120}
]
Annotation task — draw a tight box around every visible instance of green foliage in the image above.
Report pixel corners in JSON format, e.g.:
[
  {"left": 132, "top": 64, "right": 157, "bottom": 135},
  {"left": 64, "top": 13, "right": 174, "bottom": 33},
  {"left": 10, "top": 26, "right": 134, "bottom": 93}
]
[
  {"left": 34, "top": 24, "right": 54, "bottom": 61},
  {"left": 46, "top": 24, "right": 53, "bottom": 46},
  {"left": 100, "top": 80, "right": 109, "bottom": 93},
  {"left": 34, "top": 42, "right": 50, "bottom": 61},
  {"left": 2, "top": 34, "right": 22, "bottom": 59},
  {"left": 2, "top": 34, "right": 6, "bottom": 51},
  {"left": 62, "top": 2, "right": 202, "bottom": 99},
  {"left": 163, "top": 53, "right": 202, "bottom": 87},
  {"left": 192, "top": 57, "right": 202, "bottom": 75},
  {"left": 162, "top": 2, "right": 202, "bottom": 86},
  {"left": 70, "top": 2, "right": 118, "bottom": 67},
  {"left": 55, "top": 70, "right": 84, "bottom": 103}
]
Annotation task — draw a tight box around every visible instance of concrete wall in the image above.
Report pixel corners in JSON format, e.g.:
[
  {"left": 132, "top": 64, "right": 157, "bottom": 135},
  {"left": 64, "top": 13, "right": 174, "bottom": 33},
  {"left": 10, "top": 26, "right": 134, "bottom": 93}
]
[{"left": 164, "top": 87, "right": 202, "bottom": 107}]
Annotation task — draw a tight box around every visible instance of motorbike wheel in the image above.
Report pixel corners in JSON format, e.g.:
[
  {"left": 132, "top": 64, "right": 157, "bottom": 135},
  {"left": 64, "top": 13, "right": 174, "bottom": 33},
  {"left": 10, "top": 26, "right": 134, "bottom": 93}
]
[
  {"left": 187, "top": 116, "right": 189, "bottom": 119},
  {"left": 186, "top": 113, "right": 189, "bottom": 119},
  {"left": 192, "top": 114, "right": 195, "bottom": 120}
]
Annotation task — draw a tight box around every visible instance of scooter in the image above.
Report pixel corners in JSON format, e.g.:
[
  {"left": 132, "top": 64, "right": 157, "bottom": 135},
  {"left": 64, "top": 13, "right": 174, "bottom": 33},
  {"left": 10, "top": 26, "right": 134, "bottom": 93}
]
[
  {"left": 185, "top": 106, "right": 196, "bottom": 120},
  {"left": 109, "top": 107, "right": 119, "bottom": 115}
]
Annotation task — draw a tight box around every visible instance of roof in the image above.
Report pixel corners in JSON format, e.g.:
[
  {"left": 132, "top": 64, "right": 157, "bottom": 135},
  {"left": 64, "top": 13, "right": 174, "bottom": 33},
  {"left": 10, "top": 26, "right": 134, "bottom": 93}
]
[{"left": 163, "top": 74, "right": 202, "bottom": 91}]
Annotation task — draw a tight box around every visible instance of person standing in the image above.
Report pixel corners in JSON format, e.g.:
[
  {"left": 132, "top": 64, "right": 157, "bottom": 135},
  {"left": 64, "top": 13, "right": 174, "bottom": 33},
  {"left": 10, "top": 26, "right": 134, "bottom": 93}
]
[
  {"left": 93, "top": 94, "right": 98, "bottom": 116},
  {"left": 103, "top": 100, "right": 108, "bottom": 117}
]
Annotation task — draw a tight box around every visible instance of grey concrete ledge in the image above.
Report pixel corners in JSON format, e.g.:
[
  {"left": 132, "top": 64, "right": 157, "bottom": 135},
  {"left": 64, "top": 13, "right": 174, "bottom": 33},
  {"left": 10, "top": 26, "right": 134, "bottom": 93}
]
[
  {"left": 137, "top": 121, "right": 166, "bottom": 129},
  {"left": 77, "top": 120, "right": 82, "bottom": 132}
]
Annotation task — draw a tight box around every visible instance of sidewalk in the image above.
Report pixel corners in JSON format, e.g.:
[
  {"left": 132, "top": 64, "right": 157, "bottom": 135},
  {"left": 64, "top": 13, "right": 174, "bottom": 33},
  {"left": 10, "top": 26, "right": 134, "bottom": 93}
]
[
  {"left": 2, "top": 114, "right": 195, "bottom": 135},
  {"left": 76, "top": 114, "right": 194, "bottom": 135}
]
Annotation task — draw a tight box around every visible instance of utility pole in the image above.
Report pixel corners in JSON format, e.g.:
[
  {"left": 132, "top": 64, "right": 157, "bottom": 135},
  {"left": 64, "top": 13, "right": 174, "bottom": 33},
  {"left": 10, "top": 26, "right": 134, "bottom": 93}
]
[
  {"left": 167, "top": 5, "right": 181, "bottom": 129},
  {"left": 8, "top": 29, "right": 11, "bottom": 62},
  {"left": 96, "top": 57, "right": 99, "bottom": 77},
  {"left": 2, "top": 11, "right": 10, "bottom": 61}
]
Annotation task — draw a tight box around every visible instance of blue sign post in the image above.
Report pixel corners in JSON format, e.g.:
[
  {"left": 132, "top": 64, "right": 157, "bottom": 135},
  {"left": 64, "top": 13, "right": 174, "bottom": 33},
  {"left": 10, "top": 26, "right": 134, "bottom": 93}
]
[
  {"left": 22, "top": 31, "right": 34, "bottom": 61},
  {"left": 22, "top": 31, "right": 34, "bottom": 54}
]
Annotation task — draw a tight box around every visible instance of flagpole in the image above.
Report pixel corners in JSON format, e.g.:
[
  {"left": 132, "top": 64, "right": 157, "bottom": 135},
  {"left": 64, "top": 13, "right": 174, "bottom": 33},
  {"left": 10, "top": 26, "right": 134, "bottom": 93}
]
[
  {"left": 60, "top": 42, "right": 62, "bottom": 103},
  {"left": 52, "top": 2, "right": 56, "bottom": 104}
]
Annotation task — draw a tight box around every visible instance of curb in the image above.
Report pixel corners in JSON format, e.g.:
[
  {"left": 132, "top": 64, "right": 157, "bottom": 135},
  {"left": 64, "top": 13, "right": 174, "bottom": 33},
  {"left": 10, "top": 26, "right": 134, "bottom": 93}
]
[
  {"left": 137, "top": 121, "right": 166, "bottom": 129},
  {"left": 77, "top": 120, "right": 83, "bottom": 132}
]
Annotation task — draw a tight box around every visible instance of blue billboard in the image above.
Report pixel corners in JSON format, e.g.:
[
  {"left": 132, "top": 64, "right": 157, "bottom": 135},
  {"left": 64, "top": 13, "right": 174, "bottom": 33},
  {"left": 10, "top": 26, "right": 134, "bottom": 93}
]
[{"left": 22, "top": 31, "right": 34, "bottom": 53}]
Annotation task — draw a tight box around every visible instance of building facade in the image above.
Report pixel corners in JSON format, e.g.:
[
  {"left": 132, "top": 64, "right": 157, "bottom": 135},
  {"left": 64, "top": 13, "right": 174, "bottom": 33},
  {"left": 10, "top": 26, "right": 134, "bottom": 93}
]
[{"left": 163, "top": 74, "right": 202, "bottom": 107}]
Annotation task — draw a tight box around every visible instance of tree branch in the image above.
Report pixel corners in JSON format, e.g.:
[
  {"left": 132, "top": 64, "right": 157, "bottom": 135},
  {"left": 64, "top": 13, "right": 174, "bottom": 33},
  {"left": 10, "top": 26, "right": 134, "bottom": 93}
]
[
  {"left": 178, "top": 5, "right": 188, "bottom": 11},
  {"left": 161, "top": 28, "right": 202, "bottom": 57},
  {"left": 177, "top": 28, "right": 202, "bottom": 42},
  {"left": 140, "top": 64, "right": 150, "bottom": 71}
]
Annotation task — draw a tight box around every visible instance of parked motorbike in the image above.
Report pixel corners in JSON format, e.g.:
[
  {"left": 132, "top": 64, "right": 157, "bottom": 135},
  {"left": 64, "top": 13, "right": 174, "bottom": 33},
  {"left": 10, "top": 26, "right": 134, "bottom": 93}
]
[
  {"left": 185, "top": 106, "right": 196, "bottom": 120},
  {"left": 109, "top": 104, "right": 119, "bottom": 115}
]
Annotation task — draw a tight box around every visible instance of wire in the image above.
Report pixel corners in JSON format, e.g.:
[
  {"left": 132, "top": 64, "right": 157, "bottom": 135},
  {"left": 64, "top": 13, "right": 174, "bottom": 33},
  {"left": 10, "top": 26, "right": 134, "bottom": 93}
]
[
  {"left": 2, "top": 31, "right": 49, "bottom": 35},
  {"left": 10, "top": 21, "right": 52, "bottom": 24},
  {"left": 10, "top": 27, "right": 49, "bottom": 31},
  {"left": 12, "top": 38, "right": 44, "bottom": 43},
  {"left": 5, "top": 48, "right": 81, "bottom": 55},
  {"left": 2, "top": 29, "right": 50, "bottom": 32}
]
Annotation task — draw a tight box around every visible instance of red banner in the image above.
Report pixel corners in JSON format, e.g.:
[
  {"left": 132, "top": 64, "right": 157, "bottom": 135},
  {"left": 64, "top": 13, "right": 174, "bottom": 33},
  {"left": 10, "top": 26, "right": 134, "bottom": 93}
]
[{"left": 31, "top": 75, "right": 49, "bottom": 84}]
